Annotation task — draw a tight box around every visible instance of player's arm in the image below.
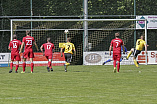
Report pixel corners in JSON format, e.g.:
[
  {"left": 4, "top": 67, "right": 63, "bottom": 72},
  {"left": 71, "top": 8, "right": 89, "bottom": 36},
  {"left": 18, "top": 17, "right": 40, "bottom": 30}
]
[
  {"left": 8, "top": 46, "right": 11, "bottom": 50},
  {"left": 34, "top": 41, "right": 39, "bottom": 51},
  {"left": 60, "top": 48, "right": 63, "bottom": 57},
  {"left": 19, "top": 42, "right": 25, "bottom": 54},
  {"left": 109, "top": 45, "right": 112, "bottom": 56},
  {"left": 73, "top": 48, "right": 76, "bottom": 56},
  {"left": 8, "top": 43, "right": 11, "bottom": 50},
  {"left": 40, "top": 45, "right": 44, "bottom": 56},
  {"left": 40, "top": 45, "right": 43, "bottom": 53}
]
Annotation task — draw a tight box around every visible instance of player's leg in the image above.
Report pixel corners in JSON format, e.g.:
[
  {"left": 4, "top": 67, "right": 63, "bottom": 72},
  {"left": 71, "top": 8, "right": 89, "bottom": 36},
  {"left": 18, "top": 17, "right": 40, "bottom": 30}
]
[
  {"left": 102, "top": 59, "right": 113, "bottom": 65},
  {"left": 120, "top": 58, "right": 123, "bottom": 62},
  {"left": 133, "top": 50, "right": 140, "bottom": 68},
  {"left": 9, "top": 60, "right": 13, "bottom": 73},
  {"left": 48, "top": 55, "right": 53, "bottom": 72},
  {"left": 15, "top": 61, "right": 19, "bottom": 73},
  {"left": 113, "top": 55, "right": 116, "bottom": 73},
  {"left": 30, "top": 51, "right": 34, "bottom": 73},
  {"left": 30, "top": 58, "right": 34, "bottom": 73},
  {"left": 21, "top": 58, "right": 26, "bottom": 73},
  {"left": 9, "top": 54, "right": 15, "bottom": 73},
  {"left": 126, "top": 48, "right": 134, "bottom": 59},
  {"left": 64, "top": 53, "right": 68, "bottom": 72},
  {"left": 117, "top": 54, "right": 121, "bottom": 73},
  {"left": 21, "top": 51, "right": 28, "bottom": 73},
  {"left": 45, "top": 56, "right": 50, "bottom": 72},
  {"left": 64, "top": 53, "right": 72, "bottom": 72},
  {"left": 47, "top": 58, "right": 52, "bottom": 72},
  {"left": 15, "top": 54, "right": 20, "bottom": 73}
]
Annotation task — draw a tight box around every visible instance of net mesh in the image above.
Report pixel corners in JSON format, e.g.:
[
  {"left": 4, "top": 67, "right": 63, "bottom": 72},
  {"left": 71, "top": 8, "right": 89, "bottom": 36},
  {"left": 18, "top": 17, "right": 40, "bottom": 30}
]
[{"left": 12, "top": 20, "right": 145, "bottom": 65}]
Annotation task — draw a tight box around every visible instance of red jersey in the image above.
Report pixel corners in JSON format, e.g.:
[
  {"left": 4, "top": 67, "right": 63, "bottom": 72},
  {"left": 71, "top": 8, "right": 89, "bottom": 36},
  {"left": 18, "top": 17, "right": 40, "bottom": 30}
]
[
  {"left": 42, "top": 42, "right": 55, "bottom": 55},
  {"left": 9, "top": 39, "right": 22, "bottom": 54},
  {"left": 110, "top": 38, "right": 123, "bottom": 54},
  {"left": 22, "top": 36, "right": 35, "bottom": 50}
]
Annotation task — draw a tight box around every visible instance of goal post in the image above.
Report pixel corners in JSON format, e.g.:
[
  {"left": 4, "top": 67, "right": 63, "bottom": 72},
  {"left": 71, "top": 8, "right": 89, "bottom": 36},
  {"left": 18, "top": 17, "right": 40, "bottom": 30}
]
[{"left": 10, "top": 19, "right": 147, "bottom": 65}]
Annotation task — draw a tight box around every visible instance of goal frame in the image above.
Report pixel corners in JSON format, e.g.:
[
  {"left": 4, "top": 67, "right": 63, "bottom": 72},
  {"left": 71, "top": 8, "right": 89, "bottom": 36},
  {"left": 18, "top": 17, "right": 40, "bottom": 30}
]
[{"left": 10, "top": 19, "right": 148, "bottom": 65}]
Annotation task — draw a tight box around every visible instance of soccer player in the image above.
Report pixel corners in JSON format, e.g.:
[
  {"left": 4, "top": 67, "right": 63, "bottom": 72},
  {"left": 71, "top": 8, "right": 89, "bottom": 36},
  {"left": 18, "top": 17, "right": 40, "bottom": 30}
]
[
  {"left": 109, "top": 32, "right": 125, "bottom": 73},
  {"left": 19, "top": 30, "right": 39, "bottom": 73},
  {"left": 40, "top": 38, "right": 55, "bottom": 72},
  {"left": 126, "top": 35, "right": 148, "bottom": 68},
  {"left": 102, "top": 45, "right": 127, "bottom": 65},
  {"left": 60, "top": 38, "right": 76, "bottom": 72},
  {"left": 8, "top": 34, "right": 22, "bottom": 73}
]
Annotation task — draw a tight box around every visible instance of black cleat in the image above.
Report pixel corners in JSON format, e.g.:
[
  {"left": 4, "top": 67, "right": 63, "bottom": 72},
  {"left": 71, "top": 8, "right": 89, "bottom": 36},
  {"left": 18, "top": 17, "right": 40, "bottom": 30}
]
[
  {"left": 47, "top": 67, "right": 50, "bottom": 72},
  {"left": 9, "top": 70, "right": 12, "bottom": 73},
  {"left": 51, "top": 68, "right": 53, "bottom": 72},
  {"left": 15, "top": 71, "right": 18, "bottom": 73}
]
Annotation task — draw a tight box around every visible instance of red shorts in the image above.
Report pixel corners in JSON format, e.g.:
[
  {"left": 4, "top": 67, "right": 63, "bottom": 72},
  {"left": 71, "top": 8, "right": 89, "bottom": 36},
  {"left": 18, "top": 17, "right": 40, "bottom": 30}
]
[
  {"left": 23, "top": 49, "right": 34, "bottom": 58},
  {"left": 11, "top": 54, "right": 21, "bottom": 61},
  {"left": 45, "top": 55, "right": 52, "bottom": 59},
  {"left": 113, "top": 54, "right": 121, "bottom": 61}
]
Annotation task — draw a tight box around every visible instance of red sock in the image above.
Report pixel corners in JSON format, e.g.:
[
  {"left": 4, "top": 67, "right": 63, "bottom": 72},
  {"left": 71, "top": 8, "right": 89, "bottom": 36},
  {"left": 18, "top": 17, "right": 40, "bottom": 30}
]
[
  {"left": 48, "top": 61, "right": 51, "bottom": 68},
  {"left": 113, "top": 60, "right": 116, "bottom": 67},
  {"left": 117, "top": 62, "right": 120, "bottom": 72},
  {"left": 23, "top": 63, "right": 26, "bottom": 72},
  {"left": 15, "top": 64, "right": 19, "bottom": 71},
  {"left": 31, "top": 63, "right": 34, "bottom": 72},
  {"left": 10, "top": 63, "right": 13, "bottom": 70}
]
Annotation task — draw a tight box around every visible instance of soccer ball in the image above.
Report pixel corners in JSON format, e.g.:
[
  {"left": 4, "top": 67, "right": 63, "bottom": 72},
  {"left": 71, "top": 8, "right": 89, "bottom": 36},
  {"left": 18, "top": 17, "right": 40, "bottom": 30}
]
[{"left": 64, "top": 29, "right": 69, "bottom": 34}]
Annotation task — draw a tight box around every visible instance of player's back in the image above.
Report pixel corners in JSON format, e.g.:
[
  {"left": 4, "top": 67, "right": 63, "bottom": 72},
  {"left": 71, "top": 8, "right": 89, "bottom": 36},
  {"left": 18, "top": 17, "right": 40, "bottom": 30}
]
[
  {"left": 9, "top": 39, "right": 22, "bottom": 54},
  {"left": 63, "top": 42, "right": 75, "bottom": 54},
  {"left": 22, "top": 36, "right": 35, "bottom": 50},
  {"left": 136, "top": 39, "right": 146, "bottom": 51},
  {"left": 43, "top": 42, "right": 55, "bottom": 55},
  {"left": 111, "top": 38, "right": 123, "bottom": 54}
]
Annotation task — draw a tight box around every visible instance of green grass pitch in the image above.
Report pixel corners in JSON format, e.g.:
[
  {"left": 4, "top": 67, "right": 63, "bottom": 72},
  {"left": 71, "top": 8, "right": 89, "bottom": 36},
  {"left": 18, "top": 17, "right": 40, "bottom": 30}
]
[{"left": 0, "top": 65, "right": 157, "bottom": 104}]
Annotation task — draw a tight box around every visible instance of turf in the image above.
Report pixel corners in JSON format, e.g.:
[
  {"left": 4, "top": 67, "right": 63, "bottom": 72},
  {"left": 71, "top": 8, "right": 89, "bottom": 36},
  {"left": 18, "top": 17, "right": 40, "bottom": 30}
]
[{"left": 0, "top": 65, "right": 157, "bottom": 104}]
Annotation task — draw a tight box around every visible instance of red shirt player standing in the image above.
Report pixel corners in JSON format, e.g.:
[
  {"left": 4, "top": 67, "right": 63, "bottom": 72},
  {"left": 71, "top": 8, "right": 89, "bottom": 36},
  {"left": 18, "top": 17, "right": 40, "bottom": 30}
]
[
  {"left": 8, "top": 35, "right": 22, "bottom": 73},
  {"left": 19, "top": 30, "right": 39, "bottom": 73},
  {"left": 109, "top": 32, "right": 125, "bottom": 73},
  {"left": 40, "top": 38, "right": 55, "bottom": 72}
]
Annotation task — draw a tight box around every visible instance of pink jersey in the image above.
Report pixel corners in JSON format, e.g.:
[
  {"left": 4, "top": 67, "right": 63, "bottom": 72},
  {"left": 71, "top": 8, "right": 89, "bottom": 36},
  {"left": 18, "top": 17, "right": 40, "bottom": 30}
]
[
  {"left": 9, "top": 39, "right": 22, "bottom": 54},
  {"left": 110, "top": 38, "right": 123, "bottom": 54},
  {"left": 22, "top": 36, "right": 35, "bottom": 50},
  {"left": 42, "top": 42, "right": 55, "bottom": 55}
]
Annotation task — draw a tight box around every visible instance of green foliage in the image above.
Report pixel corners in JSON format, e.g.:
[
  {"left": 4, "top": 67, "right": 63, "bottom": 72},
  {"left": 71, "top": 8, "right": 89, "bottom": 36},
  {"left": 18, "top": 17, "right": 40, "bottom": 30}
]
[
  {"left": 1, "top": 0, "right": 157, "bottom": 16},
  {"left": 0, "top": 65, "right": 157, "bottom": 104}
]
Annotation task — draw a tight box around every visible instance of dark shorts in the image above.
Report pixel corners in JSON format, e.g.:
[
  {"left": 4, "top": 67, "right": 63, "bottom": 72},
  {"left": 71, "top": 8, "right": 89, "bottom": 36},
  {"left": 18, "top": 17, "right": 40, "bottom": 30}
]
[
  {"left": 133, "top": 49, "right": 141, "bottom": 58},
  {"left": 64, "top": 53, "right": 72, "bottom": 63}
]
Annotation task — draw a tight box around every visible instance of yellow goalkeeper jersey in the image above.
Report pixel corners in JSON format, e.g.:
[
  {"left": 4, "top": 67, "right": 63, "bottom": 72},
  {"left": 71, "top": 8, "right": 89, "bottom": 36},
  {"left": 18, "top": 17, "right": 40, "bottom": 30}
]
[
  {"left": 135, "top": 39, "right": 146, "bottom": 51},
  {"left": 62, "top": 42, "right": 75, "bottom": 54}
]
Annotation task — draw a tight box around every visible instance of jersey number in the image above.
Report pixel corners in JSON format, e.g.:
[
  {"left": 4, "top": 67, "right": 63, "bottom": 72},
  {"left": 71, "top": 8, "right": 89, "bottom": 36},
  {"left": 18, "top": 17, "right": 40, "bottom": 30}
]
[
  {"left": 13, "top": 43, "right": 17, "bottom": 48},
  {"left": 67, "top": 45, "right": 71, "bottom": 52},
  {"left": 26, "top": 40, "right": 32, "bottom": 45},
  {"left": 115, "top": 42, "right": 119, "bottom": 48},
  {"left": 137, "top": 41, "right": 140, "bottom": 45},
  {"left": 47, "top": 45, "right": 51, "bottom": 49}
]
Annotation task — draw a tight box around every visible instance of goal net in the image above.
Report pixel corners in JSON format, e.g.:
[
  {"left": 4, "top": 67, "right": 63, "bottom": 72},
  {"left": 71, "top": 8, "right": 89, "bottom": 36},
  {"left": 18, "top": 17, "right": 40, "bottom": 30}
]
[{"left": 10, "top": 19, "right": 147, "bottom": 65}]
